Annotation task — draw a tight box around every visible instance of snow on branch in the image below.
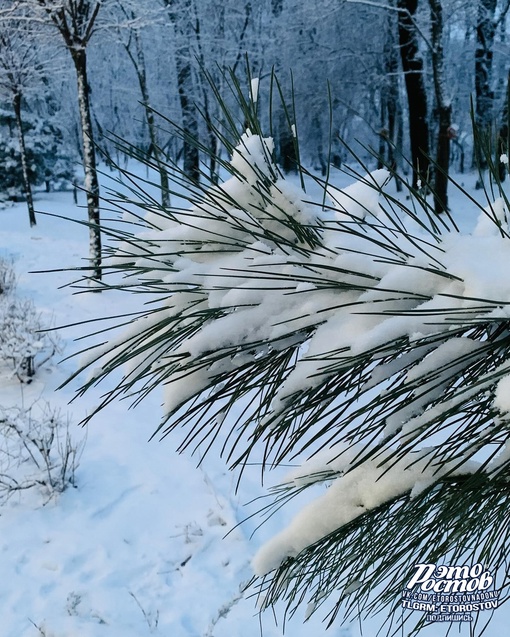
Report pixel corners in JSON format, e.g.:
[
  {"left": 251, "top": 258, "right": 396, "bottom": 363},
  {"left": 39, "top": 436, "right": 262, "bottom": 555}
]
[{"left": 69, "top": 84, "right": 510, "bottom": 633}]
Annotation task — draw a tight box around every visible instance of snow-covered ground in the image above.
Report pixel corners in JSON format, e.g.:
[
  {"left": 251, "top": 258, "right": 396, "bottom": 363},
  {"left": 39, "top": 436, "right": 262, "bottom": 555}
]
[
  {"left": 0, "top": 171, "right": 341, "bottom": 637},
  {"left": 0, "top": 165, "right": 507, "bottom": 637}
]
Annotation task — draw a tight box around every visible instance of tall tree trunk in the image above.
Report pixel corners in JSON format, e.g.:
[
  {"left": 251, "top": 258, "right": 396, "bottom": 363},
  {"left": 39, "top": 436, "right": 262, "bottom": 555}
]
[
  {"left": 72, "top": 47, "right": 102, "bottom": 281},
  {"left": 175, "top": 52, "right": 200, "bottom": 184},
  {"left": 429, "top": 0, "right": 451, "bottom": 214},
  {"left": 192, "top": 0, "right": 219, "bottom": 183},
  {"left": 313, "top": 115, "right": 327, "bottom": 176},
  {"left": 475, "top": 0, "right": 497, "bottom": 174},
  {"left": 12, "top": 91, "right": 36, "bottom": 227},
  {"left": 388, "top": 76, "right": 404, "bottom": 192},
  {"left": 378, "top": 95, "right": 387, "bottom": 170},
  {"left": 397, "top": 0, "right": 430, "bottom": 190},
  {"left": 145, "top": 105, "right": 171, "bottom": 208},
  {"left": 163, "top": 0, "right": 200, "bottom": 185},
  {"left": 381, "top": 9, "right": 402, "bottom": 191},
  {"left": 433, "top": 104, "right": 451, "bottom": 212},
  {"left": 124, "top": 26, "right": 170, "bottom": 207},
  {"left": 498, "top": 69, "right": 510, "bottom": 181}
]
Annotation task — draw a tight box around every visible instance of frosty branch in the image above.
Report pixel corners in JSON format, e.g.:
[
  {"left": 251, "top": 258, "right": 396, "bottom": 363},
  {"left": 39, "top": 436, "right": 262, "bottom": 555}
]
[{"left": 66, "top": 73, "right": 510, "bottom": 635}]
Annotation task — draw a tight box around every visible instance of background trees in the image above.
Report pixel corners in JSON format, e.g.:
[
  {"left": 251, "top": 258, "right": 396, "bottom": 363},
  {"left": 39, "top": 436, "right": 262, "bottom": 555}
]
[
  {"left": 3, "top": 2, "right": 510, "bottom": 634},
  {"left": 0, "top": 4, "right": 75, "bottom": 220},
  {"left": 0, "top": 14, "right": 43, "bottom": 226},
  {"left": 33, "top": 0, "right": 104, "bottom": 280},
  {"left": 5, "top": 0, "right": 510, "bottom": 194},
  {"left": 2, "top": 0, "right": 509, "bottom": 251}
]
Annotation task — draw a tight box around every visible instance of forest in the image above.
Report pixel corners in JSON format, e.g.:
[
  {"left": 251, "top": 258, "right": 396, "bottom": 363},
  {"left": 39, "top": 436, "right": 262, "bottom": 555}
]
[
  {"left": 1, "top": 2, "right": 510, "bottom": 637},
  {"left": 1, "top": 0, "right": 510, "bottom": 222}
]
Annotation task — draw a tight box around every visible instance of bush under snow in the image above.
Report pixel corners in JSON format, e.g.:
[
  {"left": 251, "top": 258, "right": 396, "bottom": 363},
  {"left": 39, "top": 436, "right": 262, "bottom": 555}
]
[
  {"left": 0, "top": 259, "right": 59, "bottom": 382},
  {"left": 0, "top": 403, "right": 83, "bottom": 503}
]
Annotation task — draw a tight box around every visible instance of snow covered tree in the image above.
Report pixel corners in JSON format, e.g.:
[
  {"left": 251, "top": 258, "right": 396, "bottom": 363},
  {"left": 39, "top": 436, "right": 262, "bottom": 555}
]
[
  {"left": 0, "top": 12, "right": 48, "bottom": 225},
  {"left": 161, "top": 0, "right": 200, "bottom": 185},
  {"left": 112, "top": 0, "right": 171, "bottom": 206},
  {"left": 0, "top": 259, "right": 59, "bottom": 382},
  {"left": 0, "top": 107, "right": 38, "bottom": 203},
  {"left": 29, "top": 0, "right": 104, "bottom": 280},
  {"left": 67, "top": 74, "right": 510, "bottom": 635},
  {"left": 0, "top": 108, "right": 75, "bottom": 200},
  {"left": 397, "top": 0, "right": 430, "bottom": 190}
]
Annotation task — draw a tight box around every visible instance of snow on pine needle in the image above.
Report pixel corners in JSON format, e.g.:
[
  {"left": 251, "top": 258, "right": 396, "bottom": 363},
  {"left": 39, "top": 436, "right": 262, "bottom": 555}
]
[{"left": 69, "top": 112, "right": 510, "bottom": 632}]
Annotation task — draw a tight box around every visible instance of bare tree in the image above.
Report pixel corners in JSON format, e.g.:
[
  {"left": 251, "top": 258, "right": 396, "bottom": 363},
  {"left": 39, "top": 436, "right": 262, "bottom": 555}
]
[
  {"left": 114, "top": 0, "right": 171, "bottom": 206},
  {"left": 161, "top": 0, "right": 200, "bottom": 185},
  {"left": 397, "top": 0, "right": 430, "bottom": 189},
  {"left": 31, "top": 0, "right": 103, "bottom": 280},
  {"left": 429, "top": 0, "right": 451, "bottom": 213},
  {"left": 0, "top": 15, "right": 43, "bottom": 226}
]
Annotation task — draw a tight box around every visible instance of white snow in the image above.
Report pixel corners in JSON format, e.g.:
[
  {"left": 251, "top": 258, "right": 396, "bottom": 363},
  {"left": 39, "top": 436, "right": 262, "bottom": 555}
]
[
  {"left": 252, "top": 447, "right": 476, "bottom": 576},
  {"left": 230, "top": 130, "right": 275, "bottom": 185},
  {"left": 85, "top": 133, "right": 510, "bottom": 601},
  {"left": 4, "top": 138, "right": 510, "bottom": 637},
  {"left": 494, "top": 372, "right": 510, "bottom": 414},
  {"left": 0, "top": 175, "right": 335, "bottom": 637}
]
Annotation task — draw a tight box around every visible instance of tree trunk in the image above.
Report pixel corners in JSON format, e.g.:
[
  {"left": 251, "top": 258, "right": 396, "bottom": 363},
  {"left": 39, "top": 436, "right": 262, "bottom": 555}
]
[
  {"left": 279, "top": 111, "right": 297, "bottom": 174},
  {"left": 387, "top": 12, "right": 403, "bottom": 191},
  {"left": 475, "top": 0, "right": 497, "bottom": 173},
  {"left": 12, "top": 92, "right": 36, "bottom": 227},
  {"left": 72, "top": 47, "right": 102, "bottom": 281},
  {"left": 388, "top": 82, "right": 404, "bottom": 193},
  {"left": 378, "top": 95, "right": 387, "bottom": 170},
  {"left": 429, "top": 0, "right": 451, "bottom": 214},
  {"left": 433, "top": 104, "right": 451, "bottom": 213},
  {"left": 397, "top": 0, "right": 430, "bottom": 190},
  {"left": 192, "top": 0, "right": 226, "bottom": 184},
  {"left": 164, "top": 0, "right": 200, "bottom": 185},
  {"left": 175, "top": 53, "right": 200, "bottom": 185},
  {"left": 313, "top": 115, "right": 327, "bottom": 176},
  {"left": 497, "top": 69, "right": 510, "bottom": 181},
  {"left": 380, "top": 10, "right": 402, "bottom": 190},
  {"left": 126, "top": 29, "right": 170, "bottom": 207}
]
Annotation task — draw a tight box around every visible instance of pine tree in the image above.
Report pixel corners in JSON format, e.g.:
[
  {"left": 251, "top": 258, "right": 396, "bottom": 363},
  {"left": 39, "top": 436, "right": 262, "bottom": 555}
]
[
  {"left": 67, "top": 73, "right": 510, "bottom": 636},
  {"left": 0, "top": 108, "right": 75, "bottom": 201}
]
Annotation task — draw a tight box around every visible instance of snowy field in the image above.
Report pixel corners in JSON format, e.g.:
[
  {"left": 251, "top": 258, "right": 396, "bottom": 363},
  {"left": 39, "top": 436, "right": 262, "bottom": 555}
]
[{"left": 0, "top": 163, "right": 508, "bottom": 637}]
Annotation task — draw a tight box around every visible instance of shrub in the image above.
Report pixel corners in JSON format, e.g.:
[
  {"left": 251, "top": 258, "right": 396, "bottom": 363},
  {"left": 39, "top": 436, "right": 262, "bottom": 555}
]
[
  {"left": 0, "top": 404, "right": 84, "bottom": 503},
  {"left": 0, "top": 296, "right": 59, "bottom": 382},
  {"left": 0, "top": 257, "right": 16, "bottom": 296}
]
